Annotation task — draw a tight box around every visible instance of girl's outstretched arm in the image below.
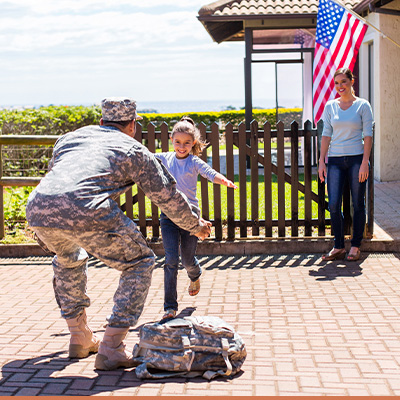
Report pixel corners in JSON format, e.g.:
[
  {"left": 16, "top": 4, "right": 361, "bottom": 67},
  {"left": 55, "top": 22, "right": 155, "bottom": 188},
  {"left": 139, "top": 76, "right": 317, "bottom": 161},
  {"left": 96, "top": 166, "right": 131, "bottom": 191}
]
[{"left": 214, "top": 173, "right": 238, "bottom": 189}]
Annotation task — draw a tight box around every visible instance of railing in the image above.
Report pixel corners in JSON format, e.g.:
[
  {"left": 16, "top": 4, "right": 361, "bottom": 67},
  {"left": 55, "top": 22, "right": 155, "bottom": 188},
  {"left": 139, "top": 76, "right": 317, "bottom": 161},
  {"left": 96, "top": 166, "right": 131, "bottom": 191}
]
[{"left": 0, "top": 120, "right": 374, "bottom": 241}]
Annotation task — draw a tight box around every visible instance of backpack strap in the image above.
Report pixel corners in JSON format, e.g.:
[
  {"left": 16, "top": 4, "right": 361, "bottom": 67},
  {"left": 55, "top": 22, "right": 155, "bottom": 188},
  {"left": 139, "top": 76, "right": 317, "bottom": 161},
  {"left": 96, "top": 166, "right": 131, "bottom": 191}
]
[{"left": 202, "top": 337, "right": 233, "bottom": 380}]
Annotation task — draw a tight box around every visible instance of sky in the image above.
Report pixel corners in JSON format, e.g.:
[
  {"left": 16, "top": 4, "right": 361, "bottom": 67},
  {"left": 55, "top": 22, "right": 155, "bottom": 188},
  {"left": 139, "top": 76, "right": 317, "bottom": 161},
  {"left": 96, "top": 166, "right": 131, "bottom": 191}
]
[{"left": 0, "top": 0, "right": 304, "bottom": 110}]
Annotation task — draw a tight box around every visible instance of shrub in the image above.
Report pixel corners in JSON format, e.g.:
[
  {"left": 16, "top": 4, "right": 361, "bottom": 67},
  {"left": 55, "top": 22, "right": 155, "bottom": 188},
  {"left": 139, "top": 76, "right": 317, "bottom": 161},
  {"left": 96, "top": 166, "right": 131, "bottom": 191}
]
[
  {"left": 0, "top": 106, "right": 303, "bottom": 135},
  {"left": 0, "top": 105, "right": 303, "bottom": 178},
  {"left": 0, "top": 106, "right": 102, "bottom": 136}
]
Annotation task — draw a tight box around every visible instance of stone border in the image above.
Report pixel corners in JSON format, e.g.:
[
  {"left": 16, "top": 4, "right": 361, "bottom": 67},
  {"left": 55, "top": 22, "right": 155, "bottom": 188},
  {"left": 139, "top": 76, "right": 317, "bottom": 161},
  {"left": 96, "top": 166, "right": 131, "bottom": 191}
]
[{"left": 1, "top": 238, "right": 398, "bottom": 259}]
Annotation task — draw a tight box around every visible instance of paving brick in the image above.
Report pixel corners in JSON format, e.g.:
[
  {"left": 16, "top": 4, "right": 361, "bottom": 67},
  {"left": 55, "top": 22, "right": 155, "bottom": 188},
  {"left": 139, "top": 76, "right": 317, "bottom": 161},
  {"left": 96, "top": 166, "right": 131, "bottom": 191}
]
[
  {"left": 15, "top": 387, "right": 42, "bottom": 396},
  {"left": 41, "top": 382, "right": 69, "bottom": 394}
]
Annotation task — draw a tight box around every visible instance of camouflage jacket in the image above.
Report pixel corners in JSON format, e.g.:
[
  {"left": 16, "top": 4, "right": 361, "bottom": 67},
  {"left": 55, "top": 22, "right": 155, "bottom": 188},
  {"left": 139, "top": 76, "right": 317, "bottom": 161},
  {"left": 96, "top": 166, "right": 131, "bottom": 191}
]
[{"left": 26, "top": 125, "right": 202, "bottom": 234}]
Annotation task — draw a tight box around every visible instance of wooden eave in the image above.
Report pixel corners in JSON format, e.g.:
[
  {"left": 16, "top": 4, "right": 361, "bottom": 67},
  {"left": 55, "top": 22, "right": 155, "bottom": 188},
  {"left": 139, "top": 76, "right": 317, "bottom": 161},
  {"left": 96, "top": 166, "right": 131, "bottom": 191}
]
[
  {"left": 198, "top": 13, "right": 317, "bottom": 43},
  {"left": 353, "top": 0, "right": 394, "bottom": 12}
]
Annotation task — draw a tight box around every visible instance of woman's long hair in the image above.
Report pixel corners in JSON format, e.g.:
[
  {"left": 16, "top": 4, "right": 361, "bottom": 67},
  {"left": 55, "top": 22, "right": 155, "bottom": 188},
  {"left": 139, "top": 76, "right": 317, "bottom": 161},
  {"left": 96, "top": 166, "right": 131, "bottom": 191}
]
[{"left": 334, "top": 68, "right": 355, "bottom": 96}]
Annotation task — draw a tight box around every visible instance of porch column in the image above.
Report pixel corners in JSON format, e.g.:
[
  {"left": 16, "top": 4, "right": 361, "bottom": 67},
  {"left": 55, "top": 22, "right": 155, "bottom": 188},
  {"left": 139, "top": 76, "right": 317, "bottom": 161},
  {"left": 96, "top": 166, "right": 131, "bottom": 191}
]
[{"left": 244, "top": 27, "right": 252, "bottom": 129}]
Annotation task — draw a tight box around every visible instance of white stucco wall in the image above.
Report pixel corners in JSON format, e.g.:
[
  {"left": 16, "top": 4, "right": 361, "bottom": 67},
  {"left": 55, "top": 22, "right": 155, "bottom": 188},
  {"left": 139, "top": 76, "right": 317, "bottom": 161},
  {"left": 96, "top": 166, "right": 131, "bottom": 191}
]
[{"left": 360, "top": 1, "right": 400, "bottom": 182}]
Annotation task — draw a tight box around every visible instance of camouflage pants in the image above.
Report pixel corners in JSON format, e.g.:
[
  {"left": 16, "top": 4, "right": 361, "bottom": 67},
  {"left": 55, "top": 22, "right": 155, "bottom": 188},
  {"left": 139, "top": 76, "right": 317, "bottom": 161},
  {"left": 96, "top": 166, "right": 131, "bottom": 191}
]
[{"left": 31, "top": 220, "right": 155, "bottom": 327}]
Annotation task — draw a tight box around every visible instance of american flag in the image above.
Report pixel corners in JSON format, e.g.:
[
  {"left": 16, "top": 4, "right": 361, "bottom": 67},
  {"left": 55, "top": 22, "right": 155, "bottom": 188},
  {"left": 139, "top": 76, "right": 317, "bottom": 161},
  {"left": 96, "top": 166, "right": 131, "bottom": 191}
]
[{"left": 312, "top": 0, "right": 368, "bottom": 122}]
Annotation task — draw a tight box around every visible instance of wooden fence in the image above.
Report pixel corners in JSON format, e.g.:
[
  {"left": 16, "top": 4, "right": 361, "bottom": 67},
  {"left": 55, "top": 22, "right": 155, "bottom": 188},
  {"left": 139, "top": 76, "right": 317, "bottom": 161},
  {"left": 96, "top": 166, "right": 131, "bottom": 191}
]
[{"left": 0, "top": 120, "right": 374, "bottom": 240}]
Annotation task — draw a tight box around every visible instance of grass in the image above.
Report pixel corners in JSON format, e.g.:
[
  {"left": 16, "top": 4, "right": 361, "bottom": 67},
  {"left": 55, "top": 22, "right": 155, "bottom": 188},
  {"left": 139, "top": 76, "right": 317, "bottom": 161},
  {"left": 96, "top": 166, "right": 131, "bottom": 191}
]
[
  {"left": 1, "top": 174, "right": 328, "bottom": 244},
  {"left": 128, "top": 173, "right": 328, "bottom": 221},
  {"left": 1, "top": 186, "right": 36, "bottom": 244}
]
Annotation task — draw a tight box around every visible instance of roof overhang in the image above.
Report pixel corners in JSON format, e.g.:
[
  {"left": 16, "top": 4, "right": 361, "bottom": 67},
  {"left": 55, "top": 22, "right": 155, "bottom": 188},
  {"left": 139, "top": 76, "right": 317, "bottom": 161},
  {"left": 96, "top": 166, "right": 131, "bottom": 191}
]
[
  {"left": 353, "top": 0, "right": 399, "bottom": 15},
  {"left": 198, "top": 0, "right": 370, "bottom": 43},
  {"left": 198, "top": 14, "right": 318, "bottom": 43}
]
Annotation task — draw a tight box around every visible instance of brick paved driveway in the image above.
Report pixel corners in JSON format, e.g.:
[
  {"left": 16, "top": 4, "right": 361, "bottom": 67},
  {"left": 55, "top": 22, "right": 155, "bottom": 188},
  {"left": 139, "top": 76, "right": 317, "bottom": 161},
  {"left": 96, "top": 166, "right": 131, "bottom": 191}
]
[{"left": 1, "top": 253, "right": 400, "bottom": 396}]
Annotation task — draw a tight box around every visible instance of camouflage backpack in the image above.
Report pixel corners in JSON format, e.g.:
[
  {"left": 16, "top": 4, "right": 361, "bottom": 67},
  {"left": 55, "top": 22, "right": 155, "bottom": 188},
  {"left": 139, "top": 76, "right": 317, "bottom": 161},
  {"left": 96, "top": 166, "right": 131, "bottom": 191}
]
[{"left": 132, "top": 315, "right": 247, "bottom": 380}]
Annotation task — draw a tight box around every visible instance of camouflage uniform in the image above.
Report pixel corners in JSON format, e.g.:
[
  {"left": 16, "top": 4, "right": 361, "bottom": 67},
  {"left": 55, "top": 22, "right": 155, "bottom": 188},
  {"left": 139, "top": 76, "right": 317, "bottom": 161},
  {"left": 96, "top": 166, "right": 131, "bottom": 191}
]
[{"left": 27, "top": 121, "right": 203, "bottom": 328}]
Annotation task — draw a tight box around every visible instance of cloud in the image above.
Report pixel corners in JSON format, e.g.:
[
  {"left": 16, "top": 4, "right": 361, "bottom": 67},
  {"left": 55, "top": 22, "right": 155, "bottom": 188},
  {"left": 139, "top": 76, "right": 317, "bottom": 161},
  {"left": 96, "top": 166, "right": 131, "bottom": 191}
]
[
  {"left": 0, "top": 0, "right": 205, "bottom": 15},
  {"left": 0, "top": 0, "right": 257, "bottom": 106},
  {"left": 0, "top": 9, "right": 208, "bottom": 53}
]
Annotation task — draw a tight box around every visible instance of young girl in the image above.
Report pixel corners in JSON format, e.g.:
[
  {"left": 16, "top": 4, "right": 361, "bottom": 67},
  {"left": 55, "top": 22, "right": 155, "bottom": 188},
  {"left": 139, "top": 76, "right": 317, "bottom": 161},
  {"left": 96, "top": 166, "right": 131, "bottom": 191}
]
[{"left": 156, "top": 116, "right": 237, "bottom": 321}]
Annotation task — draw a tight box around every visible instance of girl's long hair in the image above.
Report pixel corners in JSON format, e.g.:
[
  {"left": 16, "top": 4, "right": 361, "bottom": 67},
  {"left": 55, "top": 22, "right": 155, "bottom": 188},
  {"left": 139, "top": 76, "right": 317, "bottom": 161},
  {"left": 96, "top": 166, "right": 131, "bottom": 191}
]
[{"left": 171, "top": 116, "right": 208, "bottom": 156}]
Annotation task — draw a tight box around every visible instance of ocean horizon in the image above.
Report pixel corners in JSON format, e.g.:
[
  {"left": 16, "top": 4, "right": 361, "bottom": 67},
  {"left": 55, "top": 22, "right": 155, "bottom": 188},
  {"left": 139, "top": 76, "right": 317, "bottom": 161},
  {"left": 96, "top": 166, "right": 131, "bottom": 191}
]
[{"left": 1, "top": 98, "right": 302, "bottom": 114}]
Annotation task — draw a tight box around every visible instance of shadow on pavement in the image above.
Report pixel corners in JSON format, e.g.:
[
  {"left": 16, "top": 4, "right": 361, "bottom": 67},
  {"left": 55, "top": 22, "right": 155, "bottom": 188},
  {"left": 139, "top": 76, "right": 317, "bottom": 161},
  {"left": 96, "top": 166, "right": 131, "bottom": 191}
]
[
  {"left": 309, "top": 261, "right": 363, "bottom": 281},
  {"left": 200, "top": 254, "right": 323, "bottom": 270},
  {"left": 0, "top": 348, "right": 239, "bottom": 396}
]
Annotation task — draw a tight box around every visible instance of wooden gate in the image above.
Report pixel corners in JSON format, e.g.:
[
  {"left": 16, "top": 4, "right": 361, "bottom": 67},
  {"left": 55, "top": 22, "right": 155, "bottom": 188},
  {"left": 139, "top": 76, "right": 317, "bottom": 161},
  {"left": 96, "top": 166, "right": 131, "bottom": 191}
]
[{"left": 120, "top": 119, "right": 374, "bottom": 240}]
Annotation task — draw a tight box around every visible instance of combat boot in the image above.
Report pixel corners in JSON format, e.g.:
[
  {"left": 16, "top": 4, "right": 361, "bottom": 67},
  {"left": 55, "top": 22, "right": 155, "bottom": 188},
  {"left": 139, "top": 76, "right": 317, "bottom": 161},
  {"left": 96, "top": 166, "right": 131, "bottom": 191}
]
[
  {"left": 66, "top": 310, "right": 101, "bottom": 358},
  {"left": 94, "top": 326, "right": 135, "bottom": 370}
]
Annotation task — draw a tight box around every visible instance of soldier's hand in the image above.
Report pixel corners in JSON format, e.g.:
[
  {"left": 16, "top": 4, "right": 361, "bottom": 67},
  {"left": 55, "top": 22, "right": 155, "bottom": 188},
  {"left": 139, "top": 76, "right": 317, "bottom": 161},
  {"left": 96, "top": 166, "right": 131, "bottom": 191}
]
[{"left": 195, "top": 218, "right": 212, "bottom": 240}]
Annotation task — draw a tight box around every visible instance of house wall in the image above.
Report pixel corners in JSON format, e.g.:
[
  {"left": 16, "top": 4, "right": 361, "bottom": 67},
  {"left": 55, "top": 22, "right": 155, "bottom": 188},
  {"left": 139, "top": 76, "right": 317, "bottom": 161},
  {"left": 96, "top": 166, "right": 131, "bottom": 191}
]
[{"left": 359, "top": 1, "right": 400, "bottom": 182}]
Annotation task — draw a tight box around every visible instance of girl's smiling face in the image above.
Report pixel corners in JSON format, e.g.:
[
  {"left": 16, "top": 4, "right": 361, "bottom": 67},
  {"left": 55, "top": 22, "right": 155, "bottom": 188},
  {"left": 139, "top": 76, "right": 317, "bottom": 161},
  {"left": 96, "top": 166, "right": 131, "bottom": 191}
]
[
  {"left": 171, "top": 131, "right": 196, "bottom": 159},
  {"left": 334, "top": 73, "right": 354, "bottom": 97}
]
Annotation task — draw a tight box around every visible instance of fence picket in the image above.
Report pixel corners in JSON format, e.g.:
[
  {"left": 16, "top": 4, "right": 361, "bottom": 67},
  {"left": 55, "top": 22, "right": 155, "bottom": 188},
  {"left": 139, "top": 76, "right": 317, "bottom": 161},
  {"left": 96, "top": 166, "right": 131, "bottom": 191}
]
[
  {"left": 304, "top": 120, "right": 312, "bottom": 236},
  {"left": 263, "top": 122, "right": 272, "bottom": 237},
  {"left": 161, "top": 122, "right": 169, "bottom": 152},
  {"left": 250, "top": 120, "right": 259, "bottom": 236},
  {"left": 135, "top": 123, "right": 147, "bottom": 237},
  {"left": 277, "top": 121, "right": 285, "bottom": 237},
  {"left": 147, "top": 123, "right": 159, "bottom": 238},
  {"left": 211, "top": 122, "right": 222, "bottom": 239},
  {"left": 238, "top": 122, "right": 247, "bottom": 237},
  {"left": 291, "top": 121, "right": 299, "bottom": 237},
  {"left": 317, "top": 120, "right": 326, "bottom": 236},
  {"left": 199, "top": 123, "right": 210, "bottom": 221},
  {"left": 225, "top": 123, "right": 235, "bottom": 239}
]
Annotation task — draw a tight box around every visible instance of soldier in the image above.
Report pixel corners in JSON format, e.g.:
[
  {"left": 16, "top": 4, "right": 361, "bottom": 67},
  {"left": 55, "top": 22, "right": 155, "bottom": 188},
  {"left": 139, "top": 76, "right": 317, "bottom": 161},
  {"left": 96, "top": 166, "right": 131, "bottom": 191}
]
[{"left": 26, "top": 97, "right": 211, "bottom": 371}]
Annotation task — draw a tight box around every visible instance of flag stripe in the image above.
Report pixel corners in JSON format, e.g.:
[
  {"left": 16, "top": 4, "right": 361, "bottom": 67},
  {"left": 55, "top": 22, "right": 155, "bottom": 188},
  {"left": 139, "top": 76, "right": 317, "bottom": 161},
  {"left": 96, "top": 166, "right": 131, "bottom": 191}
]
[{"left": 312, "top": 0, "right": 368, "bottom": 123}]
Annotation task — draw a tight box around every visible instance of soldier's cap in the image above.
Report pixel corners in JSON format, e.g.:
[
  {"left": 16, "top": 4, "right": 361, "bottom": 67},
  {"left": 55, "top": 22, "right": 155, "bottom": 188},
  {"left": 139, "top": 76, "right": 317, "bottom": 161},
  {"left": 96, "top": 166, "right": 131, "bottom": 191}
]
[{"left": 101, "top": 97, "right": 143, "bottom": 122}]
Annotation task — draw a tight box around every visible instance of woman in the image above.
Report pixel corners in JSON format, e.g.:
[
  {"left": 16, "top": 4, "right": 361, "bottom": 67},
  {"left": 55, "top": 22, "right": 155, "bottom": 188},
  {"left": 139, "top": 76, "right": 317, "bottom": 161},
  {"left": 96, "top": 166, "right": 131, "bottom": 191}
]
[{"left": 318, "top": 68, "right": 373, "bottom": 261}]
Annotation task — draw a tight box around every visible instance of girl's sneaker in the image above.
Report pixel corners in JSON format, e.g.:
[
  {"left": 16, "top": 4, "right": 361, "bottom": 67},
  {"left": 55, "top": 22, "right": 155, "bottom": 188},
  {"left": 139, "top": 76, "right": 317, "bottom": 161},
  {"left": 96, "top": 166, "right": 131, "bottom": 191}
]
[{"left": 160, "top": 309, "right": 176, "bottom": 323}]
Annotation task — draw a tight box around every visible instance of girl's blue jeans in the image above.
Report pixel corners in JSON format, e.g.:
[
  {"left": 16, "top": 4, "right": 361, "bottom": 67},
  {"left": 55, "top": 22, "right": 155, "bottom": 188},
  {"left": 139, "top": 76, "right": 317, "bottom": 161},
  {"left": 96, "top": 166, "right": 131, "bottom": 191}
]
[
  {"left": 327, "top": 154, "right": 367, "bottom": 249},
  {"left": 160, "top": 213, "right": 201, "bottom": 311}
]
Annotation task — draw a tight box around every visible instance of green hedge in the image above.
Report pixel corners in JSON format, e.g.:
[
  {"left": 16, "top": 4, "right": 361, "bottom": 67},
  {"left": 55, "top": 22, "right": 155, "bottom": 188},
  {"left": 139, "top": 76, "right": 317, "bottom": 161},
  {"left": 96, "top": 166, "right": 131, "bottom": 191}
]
[
  {"left": 129, "top": 108, "right": 303, "bottom": 130},
  {"left": 0, "top": 106, "right": 303, "bottom": 135},
  {"left": 0, "top": 106, "right": 102, "bottom": 136}
]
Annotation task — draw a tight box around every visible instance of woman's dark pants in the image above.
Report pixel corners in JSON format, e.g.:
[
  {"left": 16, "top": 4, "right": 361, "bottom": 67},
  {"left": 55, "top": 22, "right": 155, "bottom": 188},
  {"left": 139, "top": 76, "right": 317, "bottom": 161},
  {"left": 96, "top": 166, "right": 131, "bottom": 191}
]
[{"left": 327, "top": 154, "right": 367, "bottom": 249}]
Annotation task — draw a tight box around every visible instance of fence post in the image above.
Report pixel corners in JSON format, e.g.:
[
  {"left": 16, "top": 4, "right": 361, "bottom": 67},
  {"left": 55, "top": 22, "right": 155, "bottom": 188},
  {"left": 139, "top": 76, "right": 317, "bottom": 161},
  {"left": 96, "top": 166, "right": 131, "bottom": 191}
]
[
  {"left": 367, "top": 123, "right": 375, "bottom": 236},
  {"left": 211, "top": 122, "right": 222, "bottom": 240},
  {"left": 147, "top": 123, "right": 159, "bottom": 239},
  {"left": 135, "top": 123, "right": 147, "bottom": 237},
  {"left": 291, "top": 121, "right": 299, "bottom": 237},
  {"left": 250, "top": 120, "right": 259, "bottom": 236},
  {"left": 238, "top": 122, "right": 247, "bottom": 238},
  {"left": 263, "top": 122, "right": 272, "bottom": 237},
  {"left": 304, "top": 120, "right": 312, "bottom": 236},
  {"left": 225, "top": 123, "right": 235, "bottom": 240},
  {"left": 199, "top": 122, "right": 210, "bottom": 223},
  {"left": 276, "top": 121, "right": 285, "bottom": 237},
  {"left": 317, "top": 120, "right": 326, "bottom": 236}
]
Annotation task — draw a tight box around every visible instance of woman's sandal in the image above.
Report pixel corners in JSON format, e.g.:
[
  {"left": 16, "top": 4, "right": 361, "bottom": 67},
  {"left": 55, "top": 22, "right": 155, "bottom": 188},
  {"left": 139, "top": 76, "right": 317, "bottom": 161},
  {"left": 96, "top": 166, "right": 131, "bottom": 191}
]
[
  {"left": 188, "top": 279, "right": 200, "bottom": 296},
  {"left": 347, "top": 249, "right": 361, "bottom": 261},
  {"left": 321, "top": 248, "right": 346, "bottom": 261}
]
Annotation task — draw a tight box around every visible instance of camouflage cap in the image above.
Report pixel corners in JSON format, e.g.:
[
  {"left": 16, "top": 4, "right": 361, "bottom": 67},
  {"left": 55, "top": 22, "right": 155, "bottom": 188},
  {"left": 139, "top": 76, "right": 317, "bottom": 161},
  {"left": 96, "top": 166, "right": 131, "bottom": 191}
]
[{"left": 101, "top": 97, "right": 143, "bottom": 122}]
